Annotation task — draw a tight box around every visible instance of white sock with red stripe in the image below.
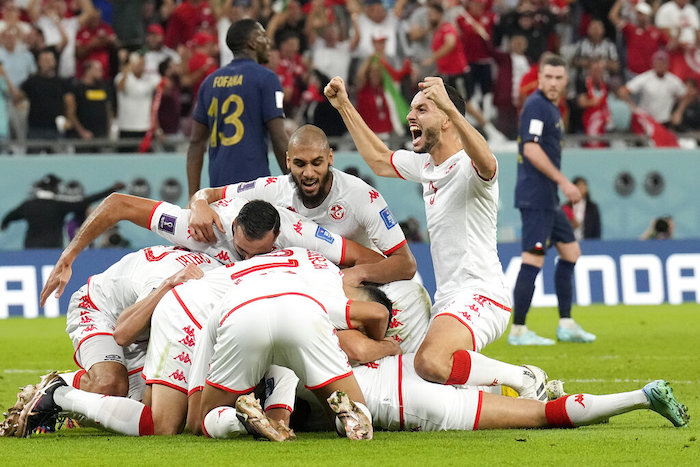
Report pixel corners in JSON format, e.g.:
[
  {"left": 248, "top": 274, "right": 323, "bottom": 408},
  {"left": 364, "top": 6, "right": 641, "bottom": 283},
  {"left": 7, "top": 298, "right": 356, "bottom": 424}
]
[
  {"left": 202, "top": 406, "right": 246, "bottom": 439},
  {"left": 545, "top": 391, "right": 650, "bottom": 427},
  {"left": 58, "top": 370, "right": 85, "bottom": 389},
  {"left": 53, "top": 386, "right": 153, "bottom": 436},
  {"left": 449, "top": 350, "right": 532, "bottom": 393}
]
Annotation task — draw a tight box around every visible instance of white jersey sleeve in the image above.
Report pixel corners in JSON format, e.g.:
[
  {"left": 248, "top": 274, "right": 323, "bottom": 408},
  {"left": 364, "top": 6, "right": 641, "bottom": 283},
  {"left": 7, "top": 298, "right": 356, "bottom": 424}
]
[
  {"left": 389, "top": 149, "right": 430, "bottom": 182},
  {"left": 148, "top": 200, "right": 242, "bottom": 264},
  {"left": 275, "top": 209, "right": 346, "bottom": 265}
]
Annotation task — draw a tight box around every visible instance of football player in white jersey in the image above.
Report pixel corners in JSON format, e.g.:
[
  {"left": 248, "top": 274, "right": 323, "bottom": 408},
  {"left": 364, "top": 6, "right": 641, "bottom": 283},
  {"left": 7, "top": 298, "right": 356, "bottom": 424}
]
[
  {"left": 62, "top": 246, "right": 217, "bottom": 400},
  {"left": 188, "top": 125, "right": 431, "bottom": 353},
  {"left": 40, "top": 196, "right": 383, "bottom": 307},
  {"left": 324, "top": 76, "right": 531, "bottom": 393},
  {"left": 188, "top": 124, "right": 416, "bottom": 286},
  {"left": 283, "top": 353, "right": 688, "bottom": 433},
  {"left": 5, "top": 249, "right": 396, "bottom": 439}
]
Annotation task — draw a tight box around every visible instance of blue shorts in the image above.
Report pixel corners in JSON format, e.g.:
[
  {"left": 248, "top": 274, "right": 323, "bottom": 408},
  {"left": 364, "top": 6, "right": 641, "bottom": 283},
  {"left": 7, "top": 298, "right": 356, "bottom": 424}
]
[{"left": 519, "top": 207, "right": 576, "bottom": 254}]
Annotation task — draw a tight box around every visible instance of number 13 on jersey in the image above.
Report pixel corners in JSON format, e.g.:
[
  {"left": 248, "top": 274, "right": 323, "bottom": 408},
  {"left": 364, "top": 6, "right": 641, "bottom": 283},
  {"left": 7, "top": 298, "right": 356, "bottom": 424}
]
[{"left": 208, "top": 95, "right": 245, "bottom": 147}]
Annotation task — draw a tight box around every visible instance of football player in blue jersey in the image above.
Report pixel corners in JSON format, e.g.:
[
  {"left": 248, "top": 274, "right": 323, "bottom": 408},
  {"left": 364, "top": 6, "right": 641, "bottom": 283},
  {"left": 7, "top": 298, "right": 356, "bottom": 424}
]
[
  {"left": 510, "top": 54, "right": 596, "bottom": 346},
  {"left": 187, "top": 19, "right": 290, "bottom": 197}
]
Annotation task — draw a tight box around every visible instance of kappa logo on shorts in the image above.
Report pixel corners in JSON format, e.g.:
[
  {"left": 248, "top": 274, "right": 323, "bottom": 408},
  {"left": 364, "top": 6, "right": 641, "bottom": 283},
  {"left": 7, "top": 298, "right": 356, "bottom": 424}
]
[
  {"left": 315, "top": 226, "right": 335, "bottom": 244},
  {"left": 237, "top": 181, "right": 255, "bottom": 192},
  {"left": 158, "top": 214, "right": 177, "bottom": 234},
  {"left": 379, "top": 207, "right": 397, "bottom": 229}
]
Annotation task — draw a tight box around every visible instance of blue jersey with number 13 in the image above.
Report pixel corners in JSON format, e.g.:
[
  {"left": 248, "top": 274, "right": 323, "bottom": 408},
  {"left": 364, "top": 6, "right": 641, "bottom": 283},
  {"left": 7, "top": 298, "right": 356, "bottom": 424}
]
[{"left": 193, "top": 58, "right": 284, "bottom": 187}]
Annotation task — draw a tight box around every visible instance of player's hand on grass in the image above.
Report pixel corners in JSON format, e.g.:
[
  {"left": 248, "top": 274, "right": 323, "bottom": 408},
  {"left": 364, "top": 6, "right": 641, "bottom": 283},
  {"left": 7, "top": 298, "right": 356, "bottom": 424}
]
[
  {"left": 324, "top": 76, "right": 350, "bottom": 109},
  {"left": 188, "top": 199, "right": 225, "bottom": 243},
  {"left": 40, "top": 259, "right": 73, "bottom": 307},
  {"left": 560, "top": 180, "right": 582, "bottom": 203}
]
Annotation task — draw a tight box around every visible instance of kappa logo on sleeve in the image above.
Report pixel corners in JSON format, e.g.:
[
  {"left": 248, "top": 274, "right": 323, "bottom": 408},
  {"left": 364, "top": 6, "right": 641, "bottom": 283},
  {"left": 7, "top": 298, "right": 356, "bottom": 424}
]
[
  {"left": 379, "top": 207, "right": 397, "bottom": 230},
  {"left": 315, "top": 226, "right": 335, "bottom": 244},
  {"left": 237, "top": 181, "right": 255, "bottom": 192},
  {"left": 158, "top": 214, "right": 177, "bottom": 234}
]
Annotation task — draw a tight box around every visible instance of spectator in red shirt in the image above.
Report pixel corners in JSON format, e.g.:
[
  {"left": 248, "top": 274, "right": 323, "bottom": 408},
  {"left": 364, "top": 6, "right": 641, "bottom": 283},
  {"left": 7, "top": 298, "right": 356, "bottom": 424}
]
[
  {"left": 609, "top": 0, "right": 668, "bottom": 78},
  {"left": 163, "top": 0, "right": 215, "bottom": 49},
  {"left": 181, "top": 32, "right": 218, "bottom": 101},
  {"left": 355, "top": 55, "right": 394, "bottom": 138},
  {"left": 275, "top": 30, "right": 308, "bottom": 118},
  {"left": 75, "top": 10, "right": 117, "bottom": 80},
  {"left": 422, "top": 2, "right": 468, "bottom": 94},
  {"left": 456, "top": 0, "right": 497, "bottom": 118},
  {"left": 577, "top": 59, "right": 612, "bottom": 148}
]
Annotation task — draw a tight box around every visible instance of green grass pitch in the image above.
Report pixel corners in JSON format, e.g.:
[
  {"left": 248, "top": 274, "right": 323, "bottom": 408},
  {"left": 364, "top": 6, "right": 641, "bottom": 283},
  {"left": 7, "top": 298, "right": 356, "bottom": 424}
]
[{"left": 1, "top": 304, "right": 698, "bottom": 466}]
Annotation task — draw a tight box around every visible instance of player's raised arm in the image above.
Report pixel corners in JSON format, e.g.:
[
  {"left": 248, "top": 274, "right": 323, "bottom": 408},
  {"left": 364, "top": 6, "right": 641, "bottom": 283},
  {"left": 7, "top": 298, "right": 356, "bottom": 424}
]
[
  {"left": 324, "top": 76, "right": 397, "bottom": 178},
  {"left": 39, "top": 194, "right": 158, "bottom": 306},
  {"left": 188, "top": 187, "right": 227, "bottom": 242},
  {"left": 419, "top": 77, "right": 496, "bottom": 180}
]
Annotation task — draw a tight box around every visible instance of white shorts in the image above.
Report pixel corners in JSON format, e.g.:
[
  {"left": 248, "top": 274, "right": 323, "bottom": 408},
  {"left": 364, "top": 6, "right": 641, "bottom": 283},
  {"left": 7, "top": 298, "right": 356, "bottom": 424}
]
[
  {"left": 432, "top": 290, "right": 511, "bottom": 352},
  {"left": 356, "top": 354, "right": 482, "bottom": 431},
  {"left": 380, "top": 280, "right": 432, "bottom": 354},
  {"left": 66, "top": 285, "right": 146, "bottom": 377},
  {"left": 142, "top": 292, "right": 202, "bottom": 393},
  {"left": 206, "top": 294, "right": 352, "bottom": 393}
]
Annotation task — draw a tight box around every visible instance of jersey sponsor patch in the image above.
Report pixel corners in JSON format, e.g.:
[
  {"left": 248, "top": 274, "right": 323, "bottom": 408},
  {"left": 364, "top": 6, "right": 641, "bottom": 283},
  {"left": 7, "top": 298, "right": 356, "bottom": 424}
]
[
  {"left": 158, "top": 214, "right": 177, "bottom": 234},
  {"left": 528, "top": 119, "right": 544, "bottom": 136},
  {"left": 315, "top": 226, "right": 335, "bottom": 244},
  {"left": 237, "top": 181, "right": 255, "bottom": 192},
  {"left": 380, "top": 207, "right": 397, "bottom": 229},
  {"left": 275, "top": 91, "right": 284, "bottom": 109}
]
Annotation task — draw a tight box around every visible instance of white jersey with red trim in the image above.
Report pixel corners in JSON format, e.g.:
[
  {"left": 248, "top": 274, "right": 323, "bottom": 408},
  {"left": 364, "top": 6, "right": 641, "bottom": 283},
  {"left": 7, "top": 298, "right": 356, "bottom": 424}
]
[
  {"left": 222, "top": 170, "right": 406, "bottom": 255},
  {"left": 84, "top": 245, "right": 218, "bottom": 327},
  {"left": 390, "top": 149, "right": 510, "bottom": 308},
  {"left": 187, "top": 248, "right": 352, "bottom": 394},
  {"left": 148, "top": 199, "right": 346, "bottom": 266}
]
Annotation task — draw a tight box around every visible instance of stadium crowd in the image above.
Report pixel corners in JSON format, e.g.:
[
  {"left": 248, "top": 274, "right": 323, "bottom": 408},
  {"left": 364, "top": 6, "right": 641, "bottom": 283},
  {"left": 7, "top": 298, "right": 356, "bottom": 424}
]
[{"left": 2, "top": 0, "right": 700, "bottom": 152}]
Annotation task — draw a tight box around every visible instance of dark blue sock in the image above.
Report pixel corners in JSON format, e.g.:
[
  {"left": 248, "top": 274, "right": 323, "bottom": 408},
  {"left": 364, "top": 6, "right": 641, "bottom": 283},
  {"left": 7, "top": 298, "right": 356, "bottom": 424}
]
[
  {"left": 512, "top": 264, "right": 540, "bottom": 325},
  {"left": 555, "top": 259, "right": 576, "bottom": 319}
]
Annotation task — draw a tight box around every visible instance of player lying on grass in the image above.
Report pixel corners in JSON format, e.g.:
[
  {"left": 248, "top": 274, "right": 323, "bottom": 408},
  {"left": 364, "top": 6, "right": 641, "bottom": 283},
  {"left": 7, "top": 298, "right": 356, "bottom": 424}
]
[
  {"left": 2, "top": 248, "right": 395, "bottom": 440},
  {"left": 2, "top": 248, "right": 397, "bottom": 438},
  {"left": 40, "top": 195, "right": 384, "bottom": 308}
]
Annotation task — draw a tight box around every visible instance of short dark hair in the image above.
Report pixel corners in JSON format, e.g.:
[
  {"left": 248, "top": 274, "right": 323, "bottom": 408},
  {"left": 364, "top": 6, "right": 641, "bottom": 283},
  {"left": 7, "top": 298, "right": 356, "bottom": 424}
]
[
  {"left": 540, "top": 54, "right": 567, "bottom": 70},
  {"left": 235, "top": 200, "right": 280, "bottom": 240},
  {"left": 361, "top": 285, "right": 393, "bottom": 332},
  {"left": 226, "top": 19, "right": 259, "bottom": 55},
  {"left": 445, "top": 84, "right": 466, "bottom": 117},
  {"left": 158, "top": 57, "right": 171, "bottom": 76}
]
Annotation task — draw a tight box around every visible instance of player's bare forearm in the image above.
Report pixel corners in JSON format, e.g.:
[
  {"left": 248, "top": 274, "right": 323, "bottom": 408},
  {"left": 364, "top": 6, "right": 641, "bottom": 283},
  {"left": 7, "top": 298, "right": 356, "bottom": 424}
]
[
  {"left": 267, "top": 117, "right": 290, "bottom": 174},
  {"left": 522, "top": 142, "right": 567, "bottom": 185},
  {"left": 187, "top": 121, "right": 209, "bottom": 198},
  {"left": 337, "top": 330, "right": 401, "bottom": 364},
  {"left": 114, "top": 264, "right": 204, "bottom": 346},
  {"left": 40, "top": 194, "right": 157, "bottom": 306},
  {"left": 446, "top": 106, "right": 496, "bottom": 179},
  {"left": 341, "top": 239, "right": 385, "bottom": 268},
  {"left": 324, "top": 76, "right": 397, "bottom": 177},
  {"left": 343, "top": 244, "right": 416, "bottom": 285}
]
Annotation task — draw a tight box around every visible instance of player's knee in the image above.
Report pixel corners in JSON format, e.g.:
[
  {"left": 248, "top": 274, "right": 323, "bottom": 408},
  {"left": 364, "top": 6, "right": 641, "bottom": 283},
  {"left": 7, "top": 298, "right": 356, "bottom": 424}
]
[
  {"left": 413, "top": 350, "right": 447, "bottom": 384},
  {"left": 153, "top": 421, "right": 181, "bottom": 436},
  {"left": 187, "top": 412, "right": 204, "bottom": 436},
  {"left": 86, "top": 371, "right": 129, "bottom": 396}
]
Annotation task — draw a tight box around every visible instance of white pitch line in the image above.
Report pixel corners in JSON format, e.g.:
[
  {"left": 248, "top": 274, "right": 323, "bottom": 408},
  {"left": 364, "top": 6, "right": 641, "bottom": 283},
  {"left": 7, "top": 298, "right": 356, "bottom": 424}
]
[{"left": 565, "top": 378, "right": 696, "bottom": 384}]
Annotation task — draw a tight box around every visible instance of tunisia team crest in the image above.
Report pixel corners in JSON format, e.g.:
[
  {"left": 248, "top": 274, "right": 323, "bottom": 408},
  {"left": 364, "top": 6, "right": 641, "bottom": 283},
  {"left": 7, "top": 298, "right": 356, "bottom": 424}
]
[{"left": 329, "top": 203, "right": 345, "bottom": 221}]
